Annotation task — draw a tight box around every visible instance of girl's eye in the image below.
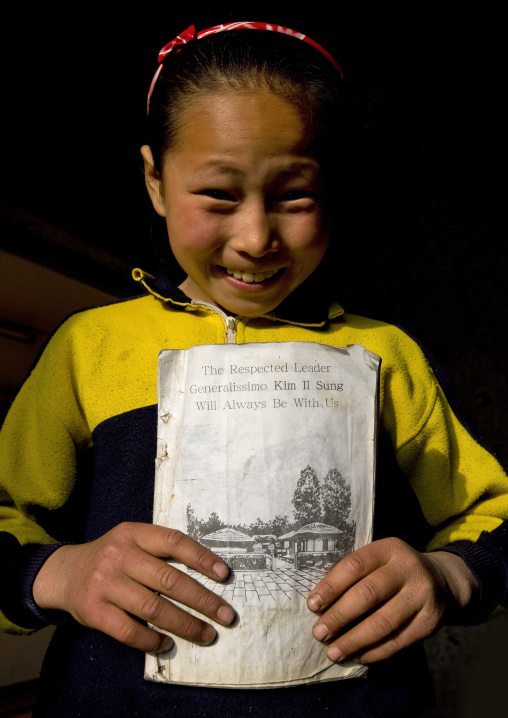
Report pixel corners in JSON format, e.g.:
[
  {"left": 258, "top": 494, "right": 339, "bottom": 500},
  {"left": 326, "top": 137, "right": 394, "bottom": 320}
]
[
  {"left": 201, "top": 189, "right": 236, "bottom": 201},
  {"left": 279, "top": 190, "right": 316, "bottom": 202}
]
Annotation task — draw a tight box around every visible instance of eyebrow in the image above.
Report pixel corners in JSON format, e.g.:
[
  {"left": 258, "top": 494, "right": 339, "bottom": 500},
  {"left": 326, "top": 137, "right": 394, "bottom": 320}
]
[
  {"left": 196, "top": 162, "right": 244, "bottom": 178},
  {"left": 274, "top": 162, "right": 321, "bottom": 180},
  {"left": 195, "top": 160, "right": 320, "bottom": 179}
]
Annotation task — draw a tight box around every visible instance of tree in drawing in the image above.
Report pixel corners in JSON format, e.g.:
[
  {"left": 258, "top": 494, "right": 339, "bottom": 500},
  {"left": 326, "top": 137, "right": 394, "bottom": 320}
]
[
  {"left": 186, "top": 504, "right": 200, "bottom": 539},
  {"left": 270, "top": 514, "right": 291, "bottom": 537},
  {"left": 292, "top": 465, "right": 322, "bottom": 525},
  {"left": 186, "top": 505, "right": 225, "bottom": 540},
  {"left": 321, "top": 467, "right": 356, "bottom": 552},
  {"left": 321, "top": 468, "right": 351, "bottom": 528}
]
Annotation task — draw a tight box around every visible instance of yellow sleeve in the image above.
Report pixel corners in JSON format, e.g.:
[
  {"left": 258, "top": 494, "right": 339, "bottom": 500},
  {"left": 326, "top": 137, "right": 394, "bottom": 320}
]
[
  {"left": 0, "top": 318, "right": 92, "bottom": 632},
  {"left": 378, "top": 326, "right": 508, "bottom": 549}
]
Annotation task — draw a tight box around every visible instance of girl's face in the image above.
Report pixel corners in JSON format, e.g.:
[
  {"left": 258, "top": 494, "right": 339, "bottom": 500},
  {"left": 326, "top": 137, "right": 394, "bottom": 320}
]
[{"left": 142, "top": 88, "right": 330, "bottom": 317}]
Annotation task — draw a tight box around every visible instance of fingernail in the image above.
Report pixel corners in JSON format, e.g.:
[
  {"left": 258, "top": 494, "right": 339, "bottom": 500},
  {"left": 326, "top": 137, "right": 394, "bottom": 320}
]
[
  {"left": 313, "top": 623, "right": 329, "bottom": 641},
  {"left": 213, "top": 562, "right": 229, "bottom": 580},
  {"left": 200, "top": 625, "right": 217, "bottom": 645},
  {"left": 217, "top": 605, "right": 235, "bottom": 625},
  {"left": 308, "top": 593, "right": 323, "bottom": 612},
  {"left": 327, "top": 646, "right": 343, "bottom": 662},
  {"left": 156, "top": 635, "right": 174, "bottom": 653}
]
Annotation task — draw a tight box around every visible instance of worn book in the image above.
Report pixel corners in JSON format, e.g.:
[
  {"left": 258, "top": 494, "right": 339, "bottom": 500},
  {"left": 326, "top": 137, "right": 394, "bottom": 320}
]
[{"left": 145, "top": 341, "right": 380, "bottom": 688}]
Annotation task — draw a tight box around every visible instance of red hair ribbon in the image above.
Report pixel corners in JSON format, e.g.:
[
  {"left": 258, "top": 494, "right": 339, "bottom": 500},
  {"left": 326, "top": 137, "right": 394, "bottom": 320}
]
[{"left": 147, "top": 21, "right": 342, "bottom": 112}]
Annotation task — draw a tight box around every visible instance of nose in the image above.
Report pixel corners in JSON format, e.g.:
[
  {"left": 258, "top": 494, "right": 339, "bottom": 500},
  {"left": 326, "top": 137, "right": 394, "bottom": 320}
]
[{"left": 229, "top": 203, "right": 279, "bottom": 257}]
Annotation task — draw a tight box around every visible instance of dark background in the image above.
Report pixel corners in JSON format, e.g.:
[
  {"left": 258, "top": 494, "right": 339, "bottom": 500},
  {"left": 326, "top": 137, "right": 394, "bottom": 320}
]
[{"left": 2, "top": 3, "right": 505, "bottom": 462}]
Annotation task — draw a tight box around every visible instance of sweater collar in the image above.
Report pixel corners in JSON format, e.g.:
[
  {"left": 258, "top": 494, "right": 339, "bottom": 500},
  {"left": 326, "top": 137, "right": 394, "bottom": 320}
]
[{"left": 132, "top": 267, "right": 343, "bottom": 327}]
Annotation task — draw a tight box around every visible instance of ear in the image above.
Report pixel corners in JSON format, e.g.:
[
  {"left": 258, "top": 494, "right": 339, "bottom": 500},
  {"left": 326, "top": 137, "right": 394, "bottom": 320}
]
[{"left": 140, "top": 145, "right": 166, "bottom": 217}]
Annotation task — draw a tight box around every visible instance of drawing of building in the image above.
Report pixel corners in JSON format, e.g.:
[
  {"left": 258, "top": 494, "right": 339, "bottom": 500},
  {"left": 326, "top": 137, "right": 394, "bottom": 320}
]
[
  {"left": 200, "top": 527, "right": 266, "bottom": 570},
  {"left": 278, "top": 522, "right": 344, "bottom": 569},
  {"left": 253, "top": 534, "right": 277, "bottom": 552}
]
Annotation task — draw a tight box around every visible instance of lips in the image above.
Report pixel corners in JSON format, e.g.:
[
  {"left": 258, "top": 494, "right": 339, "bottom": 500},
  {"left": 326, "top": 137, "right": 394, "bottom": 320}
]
[{"left": 224, "top": 267, "right": 282, "bottom": 283}]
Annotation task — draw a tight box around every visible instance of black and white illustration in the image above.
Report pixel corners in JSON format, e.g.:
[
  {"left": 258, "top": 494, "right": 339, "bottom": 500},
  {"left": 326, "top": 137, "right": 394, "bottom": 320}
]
[
  {"left": 146, "top": 342, "right": 379, "bottom": 688},
  {"left": 186, "top": 465, "right": 355, "bottom": 591},
  {"left": 185, "top": 464, "right": 356, "bottom": 602}
]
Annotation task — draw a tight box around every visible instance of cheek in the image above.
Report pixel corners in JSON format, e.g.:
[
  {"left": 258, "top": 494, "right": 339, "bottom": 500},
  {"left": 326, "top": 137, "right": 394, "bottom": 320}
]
[
  {"left": 285, "top": 213, "right": 329, "bottom": 251},
  {"left": 288, "top": 217, "right": 329, "bottom": 280},
  {"left": 167, "top": 203, "right": 223, "bottom": 254}
]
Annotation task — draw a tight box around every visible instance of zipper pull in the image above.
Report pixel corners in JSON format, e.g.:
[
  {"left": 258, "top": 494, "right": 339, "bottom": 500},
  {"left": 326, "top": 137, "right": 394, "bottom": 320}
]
[{"left": 226, "top": 316, "right": 237, "bottom": 343}]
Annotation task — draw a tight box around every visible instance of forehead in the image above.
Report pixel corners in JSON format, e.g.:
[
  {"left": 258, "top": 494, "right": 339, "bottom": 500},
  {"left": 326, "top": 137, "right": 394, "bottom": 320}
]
[{"left": 167, "top": 88, "right": 315, "bottom": 167}]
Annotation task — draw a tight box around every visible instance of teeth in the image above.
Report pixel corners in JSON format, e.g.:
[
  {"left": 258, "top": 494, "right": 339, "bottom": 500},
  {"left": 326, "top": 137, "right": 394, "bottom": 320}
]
[{"left": 226, "top": 268, "right": 278, "bottom": 283}]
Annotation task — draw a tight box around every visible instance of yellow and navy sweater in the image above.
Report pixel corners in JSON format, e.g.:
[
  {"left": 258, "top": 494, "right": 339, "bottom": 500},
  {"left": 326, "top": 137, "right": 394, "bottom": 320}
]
[{"left": 1, "top": 269, "right": 507, "bottom": 717}]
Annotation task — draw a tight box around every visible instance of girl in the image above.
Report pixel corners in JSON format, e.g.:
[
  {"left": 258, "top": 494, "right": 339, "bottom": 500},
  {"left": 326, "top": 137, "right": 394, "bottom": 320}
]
[{"left": 1, "top": 20, "right": 507, "bottom": 718}]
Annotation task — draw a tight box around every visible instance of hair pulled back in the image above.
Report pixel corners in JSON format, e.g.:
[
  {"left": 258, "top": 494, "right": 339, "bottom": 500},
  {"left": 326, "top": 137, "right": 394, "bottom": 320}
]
[{"left": 145, "top": 29, "right": 351, "bottom": 182}]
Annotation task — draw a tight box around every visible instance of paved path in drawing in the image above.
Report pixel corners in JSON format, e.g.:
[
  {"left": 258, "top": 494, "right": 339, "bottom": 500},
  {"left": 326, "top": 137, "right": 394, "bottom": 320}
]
[{"left": 188, "top": 562, "right": 328, "bottom": 605}]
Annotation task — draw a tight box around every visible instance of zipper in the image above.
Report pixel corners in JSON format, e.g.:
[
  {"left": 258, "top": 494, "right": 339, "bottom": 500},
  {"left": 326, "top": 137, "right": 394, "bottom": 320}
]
[
  {"left": 225, "top": 315, "right": 238, "bottom": 343},
  {"left": 190, "top": 300, "right": 245, "bottom": 344}
]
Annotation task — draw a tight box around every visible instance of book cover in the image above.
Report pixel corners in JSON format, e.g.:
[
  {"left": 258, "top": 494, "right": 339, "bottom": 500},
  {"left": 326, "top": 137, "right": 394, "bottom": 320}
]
[{"left": 145, "top": 341, "right": 380, "bottom": 688}]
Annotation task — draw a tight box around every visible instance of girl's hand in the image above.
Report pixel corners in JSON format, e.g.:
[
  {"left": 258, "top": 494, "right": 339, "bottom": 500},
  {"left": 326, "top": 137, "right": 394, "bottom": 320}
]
[
  {"left": 307, "top": 537, "right": 479, "bottom": 664},
  {"left": 33, "top": 522, "right": 235, "bottom": 653}
]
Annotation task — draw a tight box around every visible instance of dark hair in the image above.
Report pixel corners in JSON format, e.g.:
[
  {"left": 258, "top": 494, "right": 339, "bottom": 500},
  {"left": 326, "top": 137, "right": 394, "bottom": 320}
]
[{"left": 145, "top": 29, "right": 353, "bottom": 185}]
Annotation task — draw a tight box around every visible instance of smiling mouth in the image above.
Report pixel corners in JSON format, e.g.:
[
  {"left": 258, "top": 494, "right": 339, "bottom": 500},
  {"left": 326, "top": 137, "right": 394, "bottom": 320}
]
[{"left": 222, "top": 267, "right": 283, "bottom": 283}]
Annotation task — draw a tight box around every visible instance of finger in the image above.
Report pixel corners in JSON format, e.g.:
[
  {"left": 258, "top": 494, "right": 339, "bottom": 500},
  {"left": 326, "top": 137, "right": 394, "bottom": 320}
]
[
  {"left": 122, "top": 523, "right": 230, "bottom": 581},
  {"left": 327, "top": 602, "right": 439, "bottom": 664},
  {"left": 323, "top": 592, "right": 417, "bottom": 660},
  {"left": 84, "top": 599, "right": 176, "bottom": 653},
  {"left": 128, "top": 555, "right": 235, "bottom": 626},
  {"left": 308, "top": 540, "right": 393, "bottom": 613},
  {"left": 312, "top": 565, "right": 402, "bottom": 641},
  {"left": 346, "top": 631, "right": 415, "bottom": 664},
  {"left": 107, "top": 576, "right": 220, "bottom": 645}
]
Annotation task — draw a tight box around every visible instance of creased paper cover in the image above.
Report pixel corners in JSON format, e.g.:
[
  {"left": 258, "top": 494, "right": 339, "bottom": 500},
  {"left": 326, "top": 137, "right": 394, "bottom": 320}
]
[{"left": 145, "top": 342, "right": 379, "bottom": 688}]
